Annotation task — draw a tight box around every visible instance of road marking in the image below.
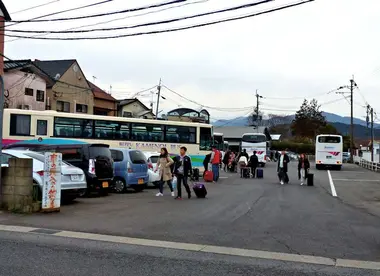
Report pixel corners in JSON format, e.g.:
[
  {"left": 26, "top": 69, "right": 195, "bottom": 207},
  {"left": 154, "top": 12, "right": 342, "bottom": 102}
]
[
  {"left": 327, "top": 170, "right": 337, "bottom": 197},
  {"left": 333, "top": 179, "right": 380, "bottom": 182},
  {"left": 1, "top": 224, "right": 380, "bottom": 270}
]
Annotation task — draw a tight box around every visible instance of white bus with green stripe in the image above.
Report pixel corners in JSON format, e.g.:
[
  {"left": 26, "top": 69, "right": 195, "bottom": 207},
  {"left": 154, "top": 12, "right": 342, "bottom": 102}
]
[{"left": 2, "top": 109, "right": 213, "bottom": 168}]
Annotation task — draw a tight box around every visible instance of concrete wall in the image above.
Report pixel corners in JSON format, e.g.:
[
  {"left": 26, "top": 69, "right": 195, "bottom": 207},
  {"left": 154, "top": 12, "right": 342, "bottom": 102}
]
[
  {"left": 46, "top": 61, "right": 94, "bottom": 114},
  {"left": 4, "top": 70, "right": 47, "bottom": 110},
  {"left": 1, "top": 158, "right": 40, "bottom": 213}
]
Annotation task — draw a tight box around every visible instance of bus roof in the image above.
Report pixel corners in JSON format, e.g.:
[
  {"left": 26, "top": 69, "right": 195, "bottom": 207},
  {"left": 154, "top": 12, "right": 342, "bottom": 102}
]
[
  {"left": 316, "top": 134, "right": 342, "bottom": 137},
  {"left": 213, "top": 132, "right": 223, "bottom": 136},
  {"left": 4, "top": 109, "right": 212, "bottom": 128},
  {"left": 241, "top": 132, "right": 266, "bottom": 136}
]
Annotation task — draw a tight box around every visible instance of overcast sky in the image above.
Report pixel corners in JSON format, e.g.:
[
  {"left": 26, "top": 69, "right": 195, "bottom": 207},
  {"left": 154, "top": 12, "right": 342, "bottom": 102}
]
[{"left": 4, "top": 0, "right": 380, "bottom": 122}]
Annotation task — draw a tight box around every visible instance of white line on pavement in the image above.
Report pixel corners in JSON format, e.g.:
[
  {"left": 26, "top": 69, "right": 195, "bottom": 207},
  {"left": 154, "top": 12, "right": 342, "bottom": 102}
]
[
  {"left": 333, "top": 179, "right": 380, "bottom": 182},
  {"left": 327, "top": 170, "right": 338, "bottom": 197},
  {"left": 1, "top": 224, "right": 380, "bottom": 270}
]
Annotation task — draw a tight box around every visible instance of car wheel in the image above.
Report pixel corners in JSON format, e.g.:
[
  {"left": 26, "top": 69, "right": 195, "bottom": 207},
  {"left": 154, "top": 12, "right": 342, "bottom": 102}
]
[{"left": 113, "top": 178, "right": 126, "bottom": 193}]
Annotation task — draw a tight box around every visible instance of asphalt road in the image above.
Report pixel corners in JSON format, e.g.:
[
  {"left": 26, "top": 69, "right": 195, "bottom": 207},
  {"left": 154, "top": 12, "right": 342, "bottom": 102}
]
[
  {"left": 1, "top": 161, "right": 380, "bottom": 264},
  {"left": 0, "top": 231, "right": 376, "bottom": 276}
]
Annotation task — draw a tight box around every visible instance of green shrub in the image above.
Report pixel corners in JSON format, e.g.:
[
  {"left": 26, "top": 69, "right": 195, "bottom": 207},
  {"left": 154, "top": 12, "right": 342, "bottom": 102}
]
[{"left": 271, "top": 141, "right": 314, "bottom": 154}]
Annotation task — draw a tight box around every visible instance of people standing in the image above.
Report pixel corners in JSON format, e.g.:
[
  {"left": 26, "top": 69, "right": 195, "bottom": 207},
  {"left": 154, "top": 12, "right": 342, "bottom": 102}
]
[
  {"left": 277, "top": 150, "right": 290, "bottom": 185},
  {"left": 249, "top": 151, "right": 259, "bottom": 178},
  {"left": 228, "top": 151, "right": 236, "bottom": 172},
  {"left": 172, "top": 146, "right": 192, "bottom": 200},
  {"left": 155, "top": 148, "right": 175, "bottom": 197},
  {"left": 238, "top": 154, "right": 248, "bottom": 178},
  {"left": 209, "top": 145, "right": 221, "bottom": 182},
  {"left": 298, "top": 153, "right": 310, "bottom": 185},
  {"left": 222, "top": 150, "right": 230, "bottom": 172}
]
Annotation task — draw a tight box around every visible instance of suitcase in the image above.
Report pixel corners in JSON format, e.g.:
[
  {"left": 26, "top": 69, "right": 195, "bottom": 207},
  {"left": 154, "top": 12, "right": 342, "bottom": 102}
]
[
  {"left": 193, "top": 182, "right": 207, "bottom": 198},
  {"left": 204, "top": 170, "right": 213, "bottom": 182},
  {"left": 307, "top": 173, "right": 314, "bottom": 186},
  {"left": 192, "top": 168, "right": 200, "bottom": 181},
  {"left": 257, "top": 168, "right": 264, "bottom": 178}
]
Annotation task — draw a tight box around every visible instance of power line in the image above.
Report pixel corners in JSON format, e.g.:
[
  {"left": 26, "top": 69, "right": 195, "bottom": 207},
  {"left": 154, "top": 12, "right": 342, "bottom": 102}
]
[
  {"left": 7, "top": 0, "right": 274, "bottom": 34},
  {"left": 5, "top": 0, "right": 209, "bottom": 43},
  {"left": 4, "top": 0, "right": 316, "bottom": 40},
  {"left": 11, "top": 0, "right": 60, "bottom": 15},
  {"left": 5, "top": 0, "right": 114, "bottom": 28},
  {"left": 7, "top": 0, "right": 187, "bottom": 23}
]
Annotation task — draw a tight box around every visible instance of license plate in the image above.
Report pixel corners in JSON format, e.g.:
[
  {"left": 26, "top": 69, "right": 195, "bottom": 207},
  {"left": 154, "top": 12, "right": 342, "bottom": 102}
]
[
  {"left": 71, "top": 175, "right": 79, "bottom": 181},
  {"left": 138, "top": 179, "right": 144, "bottom": 185},
  {"left": 102, "top": 181, "right": 109, "bottom": 188}
]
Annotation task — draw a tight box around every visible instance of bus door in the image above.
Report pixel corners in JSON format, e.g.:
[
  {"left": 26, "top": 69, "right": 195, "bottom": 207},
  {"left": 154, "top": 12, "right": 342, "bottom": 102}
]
[{"left": 31, "top": 115, "right": 53, "bottom": 139}]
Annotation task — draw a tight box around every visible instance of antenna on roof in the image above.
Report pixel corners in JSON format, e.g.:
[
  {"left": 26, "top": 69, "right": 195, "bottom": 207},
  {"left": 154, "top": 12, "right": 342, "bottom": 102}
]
[{"left": 92, "top": 76, "right": 97, "bottom": 83}]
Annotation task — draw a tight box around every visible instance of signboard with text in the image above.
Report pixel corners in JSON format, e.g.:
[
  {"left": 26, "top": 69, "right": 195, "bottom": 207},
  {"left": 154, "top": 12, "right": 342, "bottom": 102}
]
[{"left": 42, "top": 152, "right": 62, "bottom": 212}]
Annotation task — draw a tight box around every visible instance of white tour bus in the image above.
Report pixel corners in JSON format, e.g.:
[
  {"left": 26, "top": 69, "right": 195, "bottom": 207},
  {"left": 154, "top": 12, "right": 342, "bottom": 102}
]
[
  {"left": 2, "top": 109, "right": 214, "bottom": 168},
  {"left": 213, "top": 132, "right": 225, "bottom": 157},
  {"left": 315, "top": 134, "right": 343, "bottom": 170},
  {"left": 240, "top": 133, "right": 267, "bottom": 167}
]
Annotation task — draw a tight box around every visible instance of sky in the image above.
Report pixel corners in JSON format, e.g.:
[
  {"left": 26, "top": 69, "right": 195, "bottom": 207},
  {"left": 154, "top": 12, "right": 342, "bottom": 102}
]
[{"left": 4, "top": 0, "right": 380, "bottom": 122}]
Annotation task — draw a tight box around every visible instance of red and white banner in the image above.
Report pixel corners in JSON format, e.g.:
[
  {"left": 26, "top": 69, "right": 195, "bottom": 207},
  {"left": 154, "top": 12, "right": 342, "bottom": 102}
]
[{"left": 42, "top": 152, "right": 62, "bottom": 212}]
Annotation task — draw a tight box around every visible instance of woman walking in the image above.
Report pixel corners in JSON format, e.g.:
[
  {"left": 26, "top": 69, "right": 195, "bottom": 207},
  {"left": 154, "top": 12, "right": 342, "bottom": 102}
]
[
  {"left": 298, "top": 153, "right": 310, "bottom": 185},
  {"left": 155, "top": 147, "right": 175, "bottom": 196}
]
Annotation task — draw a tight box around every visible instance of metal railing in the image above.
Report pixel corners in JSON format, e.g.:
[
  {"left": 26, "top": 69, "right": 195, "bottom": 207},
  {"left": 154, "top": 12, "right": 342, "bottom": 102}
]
[{"left": 358, "top": 158, "right": 380, "bottom": 172}]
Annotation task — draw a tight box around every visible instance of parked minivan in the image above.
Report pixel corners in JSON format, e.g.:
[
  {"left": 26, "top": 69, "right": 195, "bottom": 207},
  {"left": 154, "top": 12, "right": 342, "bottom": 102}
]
[
  {"left": 4, "top": 143, "right": 114, "bottom": 196},
  {"left": 110, "top": 148, "right": 149, "bottom": 193}
]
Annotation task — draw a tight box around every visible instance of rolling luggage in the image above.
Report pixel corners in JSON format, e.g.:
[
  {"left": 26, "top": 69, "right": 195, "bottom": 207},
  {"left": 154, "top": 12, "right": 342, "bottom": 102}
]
[
  {"left": 307, "top": 173, "right": 314, "bottom": 186},
  {"left": 192, "top": 168, "right": 200, "bottom": 181},
  {"left": 193, "top": 182, "right": 207, "bottom": 198},
  {"left": 257, "top": 168, "right": 264, "bottom": 179},
  {"left": 204, "top": 170, "right": 213, "bottom": 182},
  {"left": 242, "top": 167, "right": 250, "bottom": 178}
]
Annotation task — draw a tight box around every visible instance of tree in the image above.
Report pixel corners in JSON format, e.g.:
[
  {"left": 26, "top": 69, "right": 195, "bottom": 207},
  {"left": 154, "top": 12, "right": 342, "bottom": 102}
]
[
  {"left": 291, "top": 99, "right": 327, "bottom": 138},
  {"left": 247, "top": 108, "right": 264, "bottom": 127}
]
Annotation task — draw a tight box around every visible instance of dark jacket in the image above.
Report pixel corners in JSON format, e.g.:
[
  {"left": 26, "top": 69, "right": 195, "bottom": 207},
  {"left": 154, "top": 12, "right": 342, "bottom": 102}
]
[
  {"left": 298, "top": 157, "right": 310, "bottom": 179},
  {"left": 249, "top": 154, "right": 259, "bottom": 167},
  {"left": 238, "top": 151, "right": 249, "bottom": 160},
  {"left": 172, "top": 155, "right": 192, "bottom": 177},
  {"left": 203, "top": 153, "right": 211, "bottom": 171},
  {"left": 277, "top": 154, "right": 290, "bottom": 173},
  {"left": 223, "top": 151, "right": 230, "bottom": 164}
]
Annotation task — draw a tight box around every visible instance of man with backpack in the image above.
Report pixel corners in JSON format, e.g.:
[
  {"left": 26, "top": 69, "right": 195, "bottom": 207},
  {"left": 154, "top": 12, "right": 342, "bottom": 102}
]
[{"left": 249, "top": 151, "right": 259, "bottom": 178}]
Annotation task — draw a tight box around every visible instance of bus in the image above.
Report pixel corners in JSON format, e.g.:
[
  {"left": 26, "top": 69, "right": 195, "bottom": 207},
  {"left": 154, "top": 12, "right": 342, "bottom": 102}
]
[
  {"left": 213, "top": 132, "right": 225, "bottom": 156},
  {"left": 224, "top": 140, "right": 229, "bottom": 152},
  {"left": 240, "top": 133, "right": 267, "bottom": 167},
  {"left": 2, "top": 109, "right": 214, "bottom": 168},
  {"left": 315, "top": 134, "right": 343, "bottom": 170}
]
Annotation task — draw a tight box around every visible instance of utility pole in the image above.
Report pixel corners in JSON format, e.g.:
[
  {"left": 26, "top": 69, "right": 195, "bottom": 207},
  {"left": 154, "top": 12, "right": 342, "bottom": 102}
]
[
  {"left": 336, "top": 77, "right": 357, "bottom": 163},
  {"left": 155, "top": 78, "right": 162, "bottom": 120},
  {"left": 255, "top": 90, "right": 263, "bottom": 129}
]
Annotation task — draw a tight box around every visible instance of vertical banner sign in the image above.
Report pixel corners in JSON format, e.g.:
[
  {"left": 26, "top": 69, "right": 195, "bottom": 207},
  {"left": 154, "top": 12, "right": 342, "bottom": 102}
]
[{"left": 42, "top": 152, "right": 62, "bottom": 212}]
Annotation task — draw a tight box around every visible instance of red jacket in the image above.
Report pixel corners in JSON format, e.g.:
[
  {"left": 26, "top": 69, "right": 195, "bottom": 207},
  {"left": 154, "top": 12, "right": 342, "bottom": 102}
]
[{"left": 211, "top": 150, "right": 221, "bottom": 164}]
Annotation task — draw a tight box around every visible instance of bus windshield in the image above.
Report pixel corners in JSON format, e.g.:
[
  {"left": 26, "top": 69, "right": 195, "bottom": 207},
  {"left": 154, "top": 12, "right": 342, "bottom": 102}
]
[
  {"left": 318, "top": 136, "right": 341, "bottom": 143},
  {"left": 213, "top": 135, "right": 224, "bottom": 151},
  {"left": 242, "top": 134, "right": 266, "bottom": 143}
]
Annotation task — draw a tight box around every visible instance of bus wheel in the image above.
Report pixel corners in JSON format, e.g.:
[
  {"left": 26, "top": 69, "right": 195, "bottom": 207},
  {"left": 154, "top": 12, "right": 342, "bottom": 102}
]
[{"left": 316, "top": 164, "right": 322, "bottom": 170}]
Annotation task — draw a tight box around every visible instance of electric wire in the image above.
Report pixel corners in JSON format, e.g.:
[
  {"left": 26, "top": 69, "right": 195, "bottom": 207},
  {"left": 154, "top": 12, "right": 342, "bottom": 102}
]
[{"left": 11, "top": 0, "right": 60, "bottom": 15}]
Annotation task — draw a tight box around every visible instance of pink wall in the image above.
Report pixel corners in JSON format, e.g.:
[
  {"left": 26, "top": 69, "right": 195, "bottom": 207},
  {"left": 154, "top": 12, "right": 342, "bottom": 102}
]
[{"left": 4, "top": 70, "right": 47, "bottom": 110}]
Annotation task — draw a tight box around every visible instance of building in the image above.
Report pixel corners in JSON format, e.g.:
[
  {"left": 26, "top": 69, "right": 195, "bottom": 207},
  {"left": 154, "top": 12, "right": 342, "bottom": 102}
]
[
  {"left": 213, "top": 126, "right": 269, "bottom": 151},
  {"left": 0, "top": 1, "right": 11, "bottom": 75},
  {"left": 117, "top": 98, "right": 155, "bottom": 119},
  {"left": 4, "top": 60, "right": 54, "bottom": 110},
  {"left": 34, "top": 59, "right": 94, "bottom": 114},
  {"left": 166, "top": 108, "right": 210, "bottom": 124},
  {"left": 88, "top": 81, "right": 117, "bottom": 116}
]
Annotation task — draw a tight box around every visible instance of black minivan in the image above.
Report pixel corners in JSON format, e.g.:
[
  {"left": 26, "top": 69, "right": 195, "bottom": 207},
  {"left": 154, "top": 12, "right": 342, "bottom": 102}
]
[{"left": 4, "top": 143, "right": 114, "bottom": 196}]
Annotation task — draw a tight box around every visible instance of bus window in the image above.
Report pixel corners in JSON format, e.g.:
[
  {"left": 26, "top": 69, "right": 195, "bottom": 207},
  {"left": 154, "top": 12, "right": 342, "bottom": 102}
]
[
  {"left": 213, "top": 135, "right": 223, "bottom": 151},
  {"left": 166, "top": 126, "right": 196, "bottom": 144},
  {"left": 10, "top": 114, "right": 31, "bottom": 136},
  {"left": 200, "top": 127, "right": 212, "bottom": 151},
  {"left": 318, "top": 136, "right": 341, "bottom": 143},
  {"left": 241, "top": 134, "right": 266, "bottom": 143},
  {"left": 131, "top": 123, "right": 164, "bottom": 142},
  {"left": 54, "top": 117, "right": 93, "bottom": 138}
]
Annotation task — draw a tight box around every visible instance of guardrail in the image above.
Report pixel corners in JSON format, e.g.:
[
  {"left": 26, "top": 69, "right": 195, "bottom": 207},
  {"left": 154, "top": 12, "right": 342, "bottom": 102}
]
[{"left": 358, "top": 158, "right": 380, "bottom": 172}]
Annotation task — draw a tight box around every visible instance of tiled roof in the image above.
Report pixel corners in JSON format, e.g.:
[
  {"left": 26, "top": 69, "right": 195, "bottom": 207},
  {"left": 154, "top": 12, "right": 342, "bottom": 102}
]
[
  {"left": 33, "top": 59, "right": 76, "bottom": 80},
  {"left": 88, "top": 81, "right": 116, "bottom": 101},
  {"left": 4, "top": 60, "right": 32, "bottom": 71}
]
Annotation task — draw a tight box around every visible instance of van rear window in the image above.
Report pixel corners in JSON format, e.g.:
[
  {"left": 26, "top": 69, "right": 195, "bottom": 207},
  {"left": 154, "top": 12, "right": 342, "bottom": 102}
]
[
  {"left": 89, "top": 146, "right": 111, "bottom": 159},
  {"left": 129, "top": 150, "right": 146, "bottom": 164}
]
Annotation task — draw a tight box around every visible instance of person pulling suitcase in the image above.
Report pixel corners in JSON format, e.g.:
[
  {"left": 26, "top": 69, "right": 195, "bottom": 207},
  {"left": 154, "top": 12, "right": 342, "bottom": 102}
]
[
  {"left": 249, "top": 151, "right": 259, "bottom": 178},
  {"left": 298, "top": 153, "right": 310, "bottom": 186}
]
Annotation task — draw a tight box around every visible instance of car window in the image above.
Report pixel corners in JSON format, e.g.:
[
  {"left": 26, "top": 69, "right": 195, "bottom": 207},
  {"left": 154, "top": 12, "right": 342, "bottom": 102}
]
[
  {"left": 110, "top": 149, "right": 123, "bottom": 162},
  {"left": 149, "top": 155, "right": 159, "bottom": 164},
  {"left": 129, "top": 150, "right": 147, "bottom": 164}
]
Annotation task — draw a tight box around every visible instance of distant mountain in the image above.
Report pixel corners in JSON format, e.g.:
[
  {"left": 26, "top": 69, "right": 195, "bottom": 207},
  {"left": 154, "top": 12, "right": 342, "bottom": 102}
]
[{"left": 213, "top": 112, "right": 380, "bottom": 129}]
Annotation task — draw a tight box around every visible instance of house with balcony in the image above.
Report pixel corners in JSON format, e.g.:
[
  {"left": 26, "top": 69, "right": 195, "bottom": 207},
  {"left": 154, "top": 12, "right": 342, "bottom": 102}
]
[
  {"left": 88, "top": 81, "right": 117, "bottom": 116},
  {"left": 117, "top": 98, "right": 155, "bottom": 119},
  {"left": 34, "top": 59, "right": 94, "bottom": 114},
  {"left": 4, "top": 60, "right": 54, "bottom": 110}
]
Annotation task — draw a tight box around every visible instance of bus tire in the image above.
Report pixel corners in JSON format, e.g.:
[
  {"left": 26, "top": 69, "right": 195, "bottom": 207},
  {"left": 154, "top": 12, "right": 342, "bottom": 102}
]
[
  {"left": 316, "top": 164, "right": 322, "bottom": 170},
  {"left": 335, "top": 165, "right": 342, "bottom": 171}
]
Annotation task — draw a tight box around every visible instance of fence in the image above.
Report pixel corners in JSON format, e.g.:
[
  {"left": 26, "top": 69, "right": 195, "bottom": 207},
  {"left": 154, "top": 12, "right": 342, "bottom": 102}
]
[{"left": 358, "top": 158, "right": 380, "bottom": 172}]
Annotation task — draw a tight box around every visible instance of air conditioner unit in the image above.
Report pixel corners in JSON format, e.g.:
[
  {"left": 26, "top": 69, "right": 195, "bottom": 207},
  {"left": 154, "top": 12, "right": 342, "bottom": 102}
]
[{"left": 18, "top": 104, "right": 31, "bottom": 110}]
